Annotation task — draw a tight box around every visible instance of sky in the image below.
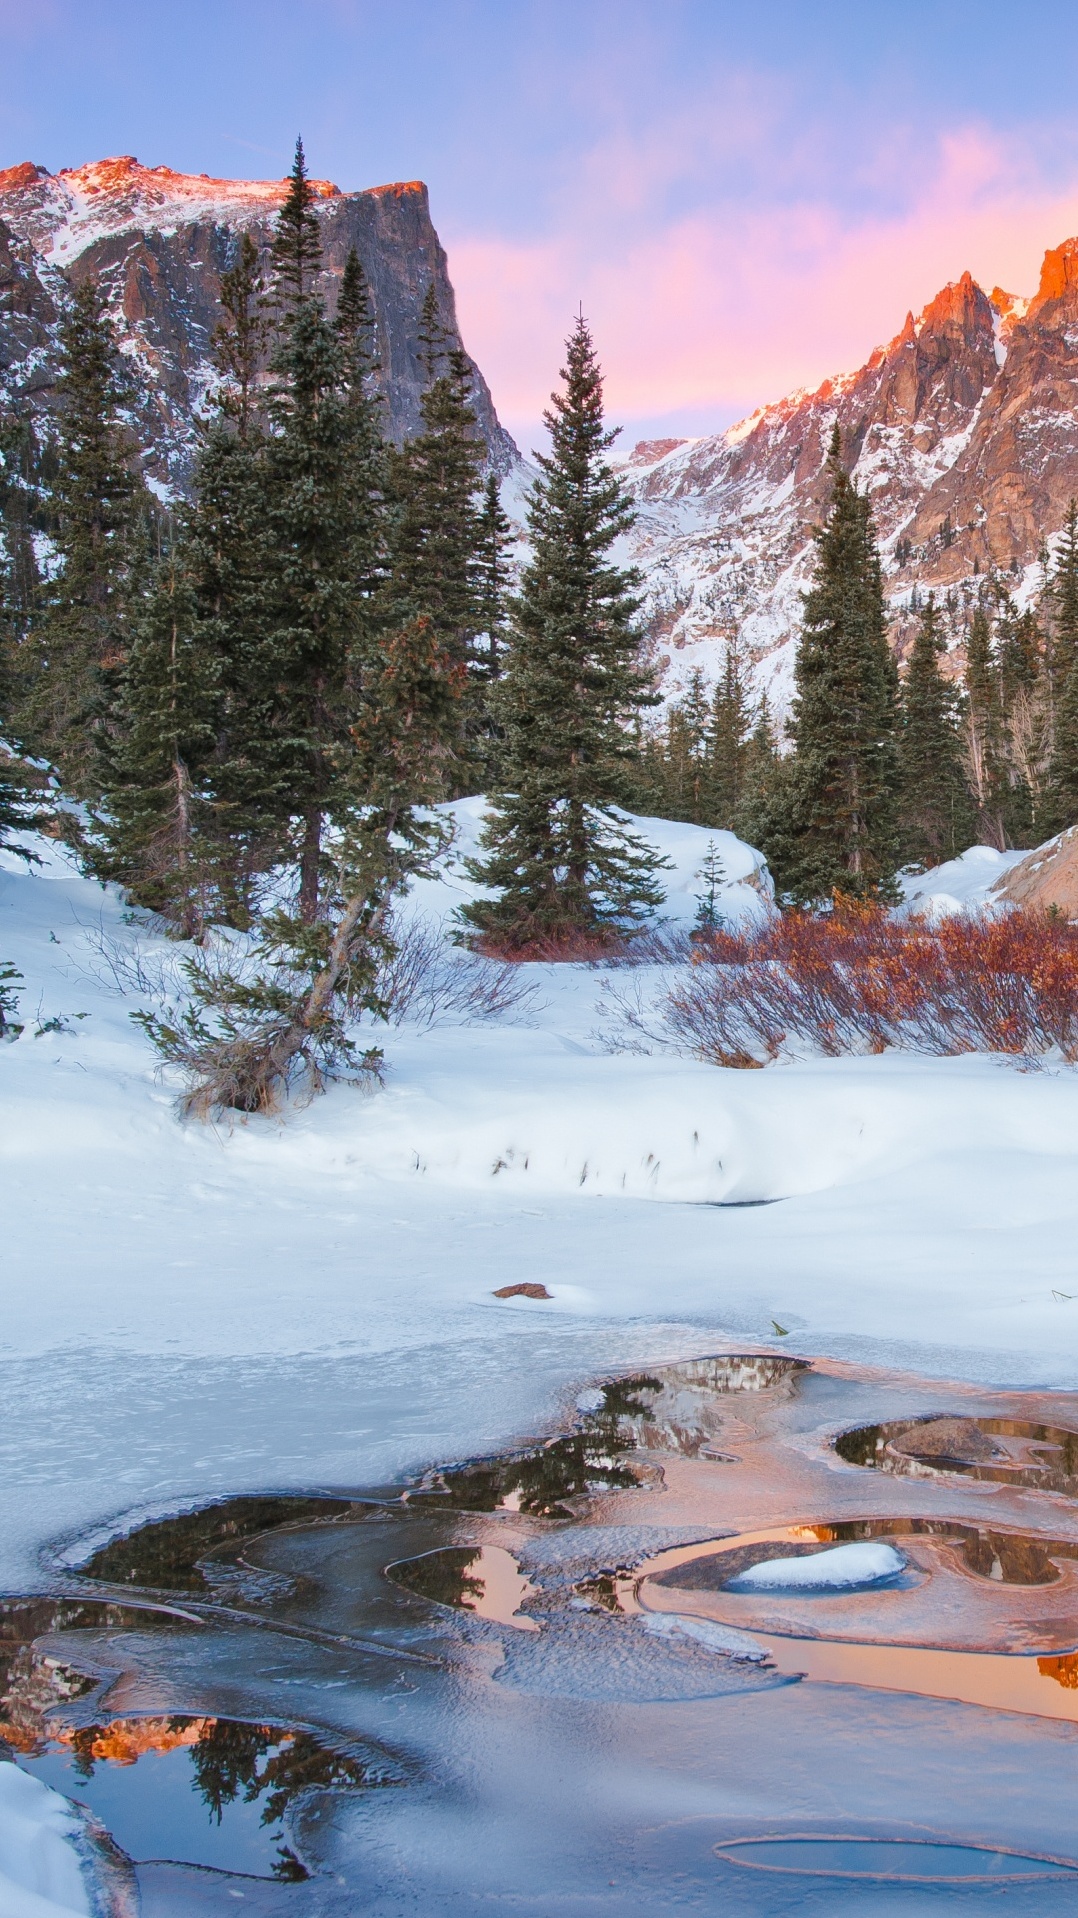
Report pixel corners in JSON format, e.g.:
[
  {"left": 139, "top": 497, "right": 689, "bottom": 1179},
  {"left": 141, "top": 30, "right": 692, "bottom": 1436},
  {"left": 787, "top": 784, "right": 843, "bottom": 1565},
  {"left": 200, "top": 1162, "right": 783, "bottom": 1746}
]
[{"left": 6, "top": 1, "right": 1078, "bottom": 453}]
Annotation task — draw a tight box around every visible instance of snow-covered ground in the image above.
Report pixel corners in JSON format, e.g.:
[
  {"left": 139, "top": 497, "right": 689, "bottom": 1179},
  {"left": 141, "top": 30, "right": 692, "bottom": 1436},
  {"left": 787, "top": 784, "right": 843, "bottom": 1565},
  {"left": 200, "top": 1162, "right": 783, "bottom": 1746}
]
[
  {"left": 4, "top": 804, "right": 1078, "bottom": 1616},
  {"left": 5, "top": 804, "right": 1078, "bottom": 1900},
  {"left": 0, "top": 1764, "right": 91, "bottom": 1917}
]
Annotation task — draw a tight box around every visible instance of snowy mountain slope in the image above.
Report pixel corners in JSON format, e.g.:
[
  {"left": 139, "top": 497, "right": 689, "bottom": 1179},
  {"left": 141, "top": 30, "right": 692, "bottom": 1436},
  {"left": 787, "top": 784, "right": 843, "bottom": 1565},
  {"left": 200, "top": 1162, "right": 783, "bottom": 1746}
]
[
  {"left": 0, "top": 156, "right": 517, "bottom": 490},
  {"left": 5, "top": 821, "right": 1078, "bottom": 1599},
  {"left": 621, "top": 244, "right": 1078, "bottom": 712}
]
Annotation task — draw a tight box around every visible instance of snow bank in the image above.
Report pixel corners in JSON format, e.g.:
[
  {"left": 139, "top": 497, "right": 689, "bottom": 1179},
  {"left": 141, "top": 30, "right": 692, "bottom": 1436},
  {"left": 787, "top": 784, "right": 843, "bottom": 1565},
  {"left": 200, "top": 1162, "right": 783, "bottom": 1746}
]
[
  {"left": 725, "top": 1542, "right": 905, "bottom": 1592},
  {"left": 405, "top": 798, "right": 773, "bottom": 931},
  {"left": 899, "top": 845, "right": 1026, "bottom": 920},
  {"left": 0, "top": 1764, "right": 90, "bottom": 1918}
]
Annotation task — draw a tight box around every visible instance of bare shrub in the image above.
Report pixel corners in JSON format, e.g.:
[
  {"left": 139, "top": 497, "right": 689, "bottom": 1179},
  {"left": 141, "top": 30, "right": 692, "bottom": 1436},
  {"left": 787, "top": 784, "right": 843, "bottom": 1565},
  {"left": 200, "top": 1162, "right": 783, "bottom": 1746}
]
[{"left": 375, "top": 915, "right": 539, "bottom": 1027}]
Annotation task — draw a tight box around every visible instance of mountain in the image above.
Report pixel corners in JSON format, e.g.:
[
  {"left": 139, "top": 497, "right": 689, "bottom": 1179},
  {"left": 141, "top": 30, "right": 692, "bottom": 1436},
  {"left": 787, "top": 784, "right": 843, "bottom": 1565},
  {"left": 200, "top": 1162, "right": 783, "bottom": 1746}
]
[
  {"left": 620, "top": 241, "right": 1078, "bottom": 707},
  {"left": 0, "top": 155, "right": 517, "bottom": 491}
]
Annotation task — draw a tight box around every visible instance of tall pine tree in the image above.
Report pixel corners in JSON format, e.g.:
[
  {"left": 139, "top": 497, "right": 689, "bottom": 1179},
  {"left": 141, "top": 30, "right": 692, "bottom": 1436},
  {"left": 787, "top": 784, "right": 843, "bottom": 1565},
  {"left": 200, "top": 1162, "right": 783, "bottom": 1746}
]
[
  {"left": 960, "top": 602, "right": 1008, "bottom": 849},
  {"left": 896, "top": 595, "right": 972, "bottom": 866},
  {"left": 385, "top": 284, "right": 484, "bottom": 789},
  {"left": 463, "top": 315, "right": 663, "bottom": 948},
  {"left": 761, "top": 426, "right": 899, "bottom": 903},
  {"left": 23, "top": 281, "right": 145, "bottom": 792}
]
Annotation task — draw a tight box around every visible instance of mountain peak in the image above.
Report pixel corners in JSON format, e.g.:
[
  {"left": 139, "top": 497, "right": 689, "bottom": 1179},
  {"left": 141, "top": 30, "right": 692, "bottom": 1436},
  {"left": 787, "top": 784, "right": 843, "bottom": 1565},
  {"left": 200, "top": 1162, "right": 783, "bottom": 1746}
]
[{"left": 1030, "top": 235, "right": 1078, "bottom": 316}]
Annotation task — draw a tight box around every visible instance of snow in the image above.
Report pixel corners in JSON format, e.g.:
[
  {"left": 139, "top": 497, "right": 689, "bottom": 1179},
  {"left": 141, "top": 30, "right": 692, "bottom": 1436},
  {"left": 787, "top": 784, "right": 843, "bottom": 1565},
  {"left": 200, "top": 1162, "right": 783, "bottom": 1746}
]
[
  {"left": 6, "top": 808, "right": 1078, "bottom": 1890},
  {"left": 725, "top": 1541, "right": 905, "bottom": 1591},
  {"left": 899, "top": 844, "right": 1028, "bottom": 919},
  {"left": 405, "top": 797, "right": 773, "bottom": 930},
  {"left": 0, "top": 1765, "right": 89, "bottom": 1918},
  {"left": 5, "top": 810, "right": 1078, "bottom": 1618}
]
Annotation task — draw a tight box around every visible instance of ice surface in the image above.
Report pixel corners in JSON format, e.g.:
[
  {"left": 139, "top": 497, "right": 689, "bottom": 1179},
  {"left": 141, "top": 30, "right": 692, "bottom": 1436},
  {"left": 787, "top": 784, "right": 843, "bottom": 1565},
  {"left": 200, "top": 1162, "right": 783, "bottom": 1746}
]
[
  {"left": 725, "top": 1542, "right": 905, "bottom": 1591},
  {"left": 0, "top": 1763, "right": 90, "bottom": 1917}
]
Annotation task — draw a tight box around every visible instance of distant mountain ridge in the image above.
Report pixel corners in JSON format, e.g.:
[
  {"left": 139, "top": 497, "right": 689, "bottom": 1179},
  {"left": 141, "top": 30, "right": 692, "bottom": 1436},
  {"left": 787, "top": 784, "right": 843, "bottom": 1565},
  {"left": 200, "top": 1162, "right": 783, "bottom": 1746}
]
[
  {"left": 0, "top": 154, "right": 517, "bottom": 491},
  {"left": 619, "top": 238, "right": 1078, "bottom": 707}
]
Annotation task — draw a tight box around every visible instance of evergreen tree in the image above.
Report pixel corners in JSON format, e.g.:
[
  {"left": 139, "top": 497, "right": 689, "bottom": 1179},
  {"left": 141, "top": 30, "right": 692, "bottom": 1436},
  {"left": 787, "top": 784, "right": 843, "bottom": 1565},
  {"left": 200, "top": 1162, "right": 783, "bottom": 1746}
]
[
  {"left": 22, "top": 280, "right": 145, "bottom": 792},
  {"left": 1051, "top": 643, "right": 1078, "bottom": 831},
  {"left": 995, "top": 597, "right": 1048, "bottom": 843},
  {"left": 94, "top": 544, "right": 218, "bottom": 936},
  {"left": 735, "top": 692, "right": 780, "bottom": 840},
  {"left": 255, "top": 141, "right": 377, "bottom": 921},
  {"left": 1048, "top": 500, "right": 1078, "bottom": 705},
  {"left": 385, "top": 284, "right": 484, "bottom": 787},
  {"left": 463, "top": 315, "right": 664, "bottom": 948},
  {"left": 474, "top": 472, "right": 512, "bottom": 687},
  {"left": 761, "top": 427, "right": 899, "bottom": 903},
  {"left": 960, "top": 603, "right": 1008, "bottom": 848},
  {"left": 896, "top": 595, "right": 972, "bottom": 866},
  {"left": 708, "top": 639, "right": 754, "bottom": 827}
]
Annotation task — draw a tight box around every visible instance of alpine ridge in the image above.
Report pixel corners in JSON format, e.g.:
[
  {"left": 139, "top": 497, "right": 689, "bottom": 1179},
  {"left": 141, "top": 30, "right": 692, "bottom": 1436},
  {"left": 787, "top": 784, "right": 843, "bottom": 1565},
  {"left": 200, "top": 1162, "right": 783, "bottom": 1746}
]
[
  {"left": 0, "top": 154, "right": 517, "bottom": 490},
  {"left": 620, "top": 237, "right": 1078, "bottom": 706}
]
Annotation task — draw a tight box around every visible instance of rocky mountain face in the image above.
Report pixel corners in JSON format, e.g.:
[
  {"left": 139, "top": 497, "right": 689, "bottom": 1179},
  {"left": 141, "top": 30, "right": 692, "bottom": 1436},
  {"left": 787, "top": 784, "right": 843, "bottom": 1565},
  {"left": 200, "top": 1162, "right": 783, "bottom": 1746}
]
[
  {"left": 0, "top": 156, "right": 516, "bottom": 491},
  {"left": 620, "top": 240, "right": 1078, "bottom": 707}
]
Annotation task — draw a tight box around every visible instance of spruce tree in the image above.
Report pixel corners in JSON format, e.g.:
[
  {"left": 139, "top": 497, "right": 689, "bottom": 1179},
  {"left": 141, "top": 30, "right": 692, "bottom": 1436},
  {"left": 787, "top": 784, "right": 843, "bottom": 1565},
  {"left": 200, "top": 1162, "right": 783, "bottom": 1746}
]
[
  {"left": 23, "top": 281, "right": 144, "bottom": 792},
  {"left": 94, "top": 544, "right": 218, "bottom": 935},
  {"left": 386, "top": 284, "right": 484, "bottom": 787},
  {"left": 961, "top": 603, "right": 1008, "bottom": 848},
  {"left": 896, "top": 595, "right": 972, "bottom": 866},
  {"left": 761, "top": 427, "right": 899, "bottom": 903},
  {"left": 1051, "top": 644, "right": 1078, "bottom": 831},
  {"left": 734, "top": 693, "right": 780, "bottom": 844},
  {"left": 463, "top": 314, "right": 664, "bottom": 948},
  {"left": 1049, "top": 501, "right": 1078, "bottom": 705},
  {"left": 255, "top": 141, "right": 375, "bottom": 921},
  {"left": 475, "top": 472, "right": 512, "bottom": 687},
  {"left": 708, "top": 639, "right": 754, "bottom": 827}
]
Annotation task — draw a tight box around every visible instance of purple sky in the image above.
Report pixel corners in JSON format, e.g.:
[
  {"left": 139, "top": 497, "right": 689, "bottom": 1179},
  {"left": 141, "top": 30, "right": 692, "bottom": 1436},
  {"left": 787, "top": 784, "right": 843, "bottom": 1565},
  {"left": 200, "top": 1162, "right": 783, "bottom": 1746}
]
[{"left": 5, "top": 2, "right": 1078, "bottom": 452}]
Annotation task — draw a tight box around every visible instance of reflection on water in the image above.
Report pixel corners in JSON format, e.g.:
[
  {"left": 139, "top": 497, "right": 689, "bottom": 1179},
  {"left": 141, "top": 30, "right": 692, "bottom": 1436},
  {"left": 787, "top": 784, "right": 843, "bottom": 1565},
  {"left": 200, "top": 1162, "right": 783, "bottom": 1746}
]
[
  {"left": 836, "top": 1413, "right": 1078, "bottom": 1493},
  {"left": 413, "top": 1355, "right": 805, "bottom": 1515},
  {"left": 79, "top": 1494, "right": 362, "bottom": 1594},
  {"left": 388, "top": 1544, "right": 539, "bottom": 1630},
  {"left": 18, "top": 1349, "right": 1078, "bottom": 1907},
  {"left": 21, "top": 1712, "right": 378, "bottom": 1880}
]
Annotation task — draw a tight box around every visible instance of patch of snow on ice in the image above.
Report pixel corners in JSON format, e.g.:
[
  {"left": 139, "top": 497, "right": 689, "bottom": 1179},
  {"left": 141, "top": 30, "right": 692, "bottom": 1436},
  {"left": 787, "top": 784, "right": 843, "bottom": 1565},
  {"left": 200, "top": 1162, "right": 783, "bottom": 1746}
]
[{"left": 725, "top": 1541, "right": 904, "bottom": 1591}]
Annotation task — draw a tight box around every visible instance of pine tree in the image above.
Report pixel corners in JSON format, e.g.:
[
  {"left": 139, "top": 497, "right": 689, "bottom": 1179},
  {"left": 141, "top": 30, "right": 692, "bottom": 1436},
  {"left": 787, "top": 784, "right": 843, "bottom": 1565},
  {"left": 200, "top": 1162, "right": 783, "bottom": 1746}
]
[
  {"left": 213, "top": 232, "right": 266, "bottom": 436},
  {"left": 385, "top": 284, "right": 484, "bottom": 788},
  {"left": 475, "top": 472, "right": 512, "bottom": 687},
  {"left": 463, "top": 315, "right": 664, "bottom": 948},
  {"left": 761, "top": 427, "right": 899, "bottom": 903},
  {"left": 94, "top": 543, "right": 219, "bottom": 936},
  {"left": 708, "top": 639, "right": 754, "bottom": 827},
  {"left": 1048, "top": 500, "right": 1078, "bottom": 705},
  {"left": 22, "top": 280, "right": 145, "bottom": 792},
  {"left": 995, "top": 597, "right": 1048, "bottom": 843},
  {"left": 960, "top": 603, "right": 1008, "bottom": 848},
  {"left": 1052, "top": 645, "right": 1078, "bottom": 831},
  {"left": 733, "top": 692, "right": 781, "bottom": 845},
  {"left": 254, "top": 141, "right": 376, "bottom": 922},
  {"left": 896, "top": 595, "right": 972, "bottom": 866}
]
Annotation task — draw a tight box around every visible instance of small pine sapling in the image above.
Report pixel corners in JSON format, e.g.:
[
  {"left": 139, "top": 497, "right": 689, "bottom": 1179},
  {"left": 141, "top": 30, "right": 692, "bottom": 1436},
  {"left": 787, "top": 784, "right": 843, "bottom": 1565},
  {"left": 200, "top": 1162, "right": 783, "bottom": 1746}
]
[
  {"left": 692, "top": 839, "right": 727, "bottom": 938},
  {"left": 0, "top": 961, "right": 23, "bottom": 1040}
]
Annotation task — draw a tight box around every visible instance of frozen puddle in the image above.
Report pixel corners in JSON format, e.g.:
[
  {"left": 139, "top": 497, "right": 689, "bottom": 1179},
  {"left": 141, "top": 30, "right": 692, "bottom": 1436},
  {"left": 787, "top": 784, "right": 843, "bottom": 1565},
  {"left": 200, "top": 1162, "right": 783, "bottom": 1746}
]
[{"left": 9, "top": 1352, "right": 1078, "bottom": 1910}]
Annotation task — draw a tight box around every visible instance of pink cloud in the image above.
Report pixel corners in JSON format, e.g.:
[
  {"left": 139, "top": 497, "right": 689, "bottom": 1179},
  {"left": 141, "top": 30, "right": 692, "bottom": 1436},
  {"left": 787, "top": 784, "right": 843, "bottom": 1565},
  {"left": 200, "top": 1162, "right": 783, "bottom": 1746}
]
[{"left": 448, "top": 123, "right": 1078, "bottom": 449}]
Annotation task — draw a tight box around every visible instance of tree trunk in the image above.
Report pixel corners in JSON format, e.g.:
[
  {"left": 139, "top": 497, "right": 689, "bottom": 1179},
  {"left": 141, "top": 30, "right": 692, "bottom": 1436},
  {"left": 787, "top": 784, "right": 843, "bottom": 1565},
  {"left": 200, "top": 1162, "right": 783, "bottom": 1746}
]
[{"left": 299, "top": 807, "right": 322, "bottom": 923}]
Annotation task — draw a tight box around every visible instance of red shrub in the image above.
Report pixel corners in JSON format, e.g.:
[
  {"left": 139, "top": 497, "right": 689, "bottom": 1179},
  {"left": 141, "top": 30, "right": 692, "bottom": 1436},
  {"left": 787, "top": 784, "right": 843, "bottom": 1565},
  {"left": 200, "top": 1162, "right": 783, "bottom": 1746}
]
[{"left": 666, "top": 899, "right": 1078, "bottom": 1065}]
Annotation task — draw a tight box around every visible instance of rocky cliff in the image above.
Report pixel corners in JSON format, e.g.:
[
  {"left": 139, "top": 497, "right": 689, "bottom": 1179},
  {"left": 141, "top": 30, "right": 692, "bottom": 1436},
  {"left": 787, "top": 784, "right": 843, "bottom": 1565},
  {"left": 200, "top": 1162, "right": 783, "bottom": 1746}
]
[
  {"left": 620, "top": 241, "right": 1078, "bottom": 707},
  {"left": 0, "top": 155, "right": 517, "bottom": 490}
]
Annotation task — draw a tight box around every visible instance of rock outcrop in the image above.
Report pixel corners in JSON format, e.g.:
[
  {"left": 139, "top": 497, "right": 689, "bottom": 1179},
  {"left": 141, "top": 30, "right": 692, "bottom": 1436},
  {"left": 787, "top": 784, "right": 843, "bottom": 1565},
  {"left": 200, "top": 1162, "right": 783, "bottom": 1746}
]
[
  {"left": 0, "top": 156, "right": 517, "bottom": 490},
  {"left": 992, "top": 825, "right": 1078, "bottom": 920}
]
